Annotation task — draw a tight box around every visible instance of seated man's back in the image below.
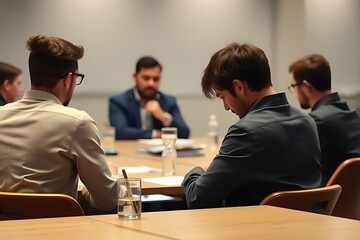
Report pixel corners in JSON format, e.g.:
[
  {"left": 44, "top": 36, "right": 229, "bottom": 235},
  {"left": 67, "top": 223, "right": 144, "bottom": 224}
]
[
  {"left": 0, "top": 34, "right": 119, "bottom": 211},
  {"left": 309, "top": 93, "right": 360, "bottom": 185},
  {"left": 182, "top": 43, "right": 321, "bottom": 209},
  {"left": 288, "top": 54, "right": 360, "bottom": 185}
]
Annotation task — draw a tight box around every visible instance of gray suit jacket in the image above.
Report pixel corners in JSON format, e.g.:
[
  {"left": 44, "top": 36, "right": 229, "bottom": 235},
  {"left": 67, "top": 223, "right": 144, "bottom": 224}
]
[
  {"left": 182, "top": 93, "right": 322, "bottom": 209},
  {"left": 310, "top": 92, "right": 360, "bottom": 185}
]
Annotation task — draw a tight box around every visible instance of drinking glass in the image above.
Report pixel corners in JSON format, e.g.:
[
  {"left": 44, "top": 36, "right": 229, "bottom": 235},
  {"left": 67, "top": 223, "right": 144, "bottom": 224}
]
[
  {"left": 161, "top": 127, "right": 177, "bottom": 176},
  {"left": 118, "top": 178, "right": 142, "bottom": 219}
]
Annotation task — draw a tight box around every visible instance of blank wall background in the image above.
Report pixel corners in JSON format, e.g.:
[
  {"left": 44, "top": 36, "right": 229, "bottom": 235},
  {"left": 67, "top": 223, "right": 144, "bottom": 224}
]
[
  {"left": 1, "top": 0, "right": 360, "bottom": 138},
  {"left": 305, "top": 0, "right": 360, "bottom": 93},
  {"left": 0, "top": 0, "right": 273, "bottom": 96}
]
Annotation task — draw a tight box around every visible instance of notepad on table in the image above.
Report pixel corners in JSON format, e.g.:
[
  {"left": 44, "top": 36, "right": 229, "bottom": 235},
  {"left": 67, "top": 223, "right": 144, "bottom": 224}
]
[
  {"left": 118, "top": 166, "right": 161, "bottom": 174},
  {"left": 142, "top": 176, "right": 184, "bottom": 186},
  {"left": 136, "top": 144, "right": 206, "bottom": 157}
]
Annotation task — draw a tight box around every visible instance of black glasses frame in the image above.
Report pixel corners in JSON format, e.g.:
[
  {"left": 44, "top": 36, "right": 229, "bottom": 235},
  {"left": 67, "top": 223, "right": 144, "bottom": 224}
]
[
  {"left": 60, "top": 72, "right": 85, "bottom": 85},
  {"left": 287, "top": 81, "right": 303, "bottom": 92},
  {"left": 73, "top": 73, "right": 85, "bottom": 85}
]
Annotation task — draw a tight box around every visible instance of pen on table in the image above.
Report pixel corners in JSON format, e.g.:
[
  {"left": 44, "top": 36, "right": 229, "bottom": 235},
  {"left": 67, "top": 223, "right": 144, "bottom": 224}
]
[{"left": 121, "top": 169, "right": 139, "bottom": 214}]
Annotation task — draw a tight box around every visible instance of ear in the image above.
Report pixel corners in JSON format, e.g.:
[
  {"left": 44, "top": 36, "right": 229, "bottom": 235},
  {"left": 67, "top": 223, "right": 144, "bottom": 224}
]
[
  {"left": 301, "top": 80, "right": 312, "bottom": 92},
  {"left": 233, "top": 79, "right": 247, "bottom": 95},
  {"left": 132, "top": 73, "right": 137, "bottom": 83},
  {"left": 2, "top": 79, "right": 11, "bottom": 90},
  {"left": 63, "top": 72, "right": 72, "bottom": 89}
]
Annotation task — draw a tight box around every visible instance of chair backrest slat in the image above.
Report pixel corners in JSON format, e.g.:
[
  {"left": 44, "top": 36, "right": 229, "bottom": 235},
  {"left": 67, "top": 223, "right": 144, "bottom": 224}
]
[
  {"left": 326, "top": 157, "right": 360, "bottom": 220},
  {"left": 259, "top": 185, "right": 342, "bottom": 215},
  {"left": 0, "top": 192, "right": 84, "bottom": 220}
]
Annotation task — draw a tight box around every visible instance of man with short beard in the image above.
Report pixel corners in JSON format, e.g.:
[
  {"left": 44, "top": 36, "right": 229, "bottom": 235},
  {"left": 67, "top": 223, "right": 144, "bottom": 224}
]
[
  {"left": 109, "top": 56, "right": 190, "bottom": 139},
  {"left": 289, "top": 53, "right": 360, "bottom": 185}
]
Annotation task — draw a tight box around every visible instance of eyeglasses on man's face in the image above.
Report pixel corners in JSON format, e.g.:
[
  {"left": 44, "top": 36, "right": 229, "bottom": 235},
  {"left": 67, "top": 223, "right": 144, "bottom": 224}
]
[
  {"left": 287, "top": 80, "right": 303, "bottom": 93},
  {"left": 60, "top": 72, "right": 85, "bottom": 85},
  {"left": 72, "top": 73, "right": 85, "bottom": 85}
]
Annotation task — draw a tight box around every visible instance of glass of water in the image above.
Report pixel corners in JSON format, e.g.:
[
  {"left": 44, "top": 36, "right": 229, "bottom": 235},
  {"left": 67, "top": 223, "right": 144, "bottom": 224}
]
[
  {"left": 161, "top": 127, "right": 177, "bottom": 176},
  {"left": 118, "top": 178, "right": 142, "bottom": 219}
]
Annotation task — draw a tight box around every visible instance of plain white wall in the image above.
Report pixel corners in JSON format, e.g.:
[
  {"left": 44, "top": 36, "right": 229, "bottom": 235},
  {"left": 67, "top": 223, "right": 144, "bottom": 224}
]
[
  {"left": 305, "top": 0, "right": 360, "bottom": 93},
  {"left": 272, "top": 0, "right": 305, "bottom": 108},
  {"left": 0, "top": 0, "right": 273, "bottom": 138},
  {"left": 1, "top": 0, "right": 360, "bottom": 137},
  {"left": 0, "top": 0, "right": 273, "bottom": 96}
]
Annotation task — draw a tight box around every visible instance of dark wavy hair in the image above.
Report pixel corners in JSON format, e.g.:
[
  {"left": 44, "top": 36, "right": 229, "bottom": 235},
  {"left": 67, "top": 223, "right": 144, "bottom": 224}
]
[{"left": 202, "top": 43, "right": 272, "bottom": 98}]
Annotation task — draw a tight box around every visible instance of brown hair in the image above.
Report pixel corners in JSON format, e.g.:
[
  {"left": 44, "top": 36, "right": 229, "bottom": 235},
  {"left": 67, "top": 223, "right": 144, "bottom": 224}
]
[
  {"left": 202, "top": 43, "right": 272, "bottom": 99},
  {"left": 0, "top": 62, "right": 22, "bottom": 86},
  {"left": 288, "top": 54, "right": 331, "bottom": 91},
  {"left": 26, "top": 34, "right": 84, "bottom": 89}
]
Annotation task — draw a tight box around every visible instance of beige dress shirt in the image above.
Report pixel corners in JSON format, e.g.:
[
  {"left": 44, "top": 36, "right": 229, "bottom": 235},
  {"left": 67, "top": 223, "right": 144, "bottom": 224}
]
[{"left": 0, "top": 90, "right": 119, "bottom": 210}]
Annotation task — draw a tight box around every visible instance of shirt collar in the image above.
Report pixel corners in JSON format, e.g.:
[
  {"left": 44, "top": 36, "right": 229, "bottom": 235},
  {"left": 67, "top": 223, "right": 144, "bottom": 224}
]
[
  {"left": 22, "top": 90, "right": 62, "bottom": 105},
  {"left": 248, "top": 92, "right": 289, "bottom": 113},
  {"left": 311, "top": 92, "right": 340, "bottom": 111},
  {"left": 133, "top": 88, "right": 144, "bottom": 107}
]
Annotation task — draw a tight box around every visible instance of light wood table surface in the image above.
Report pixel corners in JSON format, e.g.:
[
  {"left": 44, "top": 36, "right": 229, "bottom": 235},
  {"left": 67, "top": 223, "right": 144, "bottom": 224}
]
[
  {"left": 2, "top": 206, "right": 360, "bottom": 239},
  {"left": 78, "top": 138, "right": 214, "bottom": 196},
  {"left": 0, "top": 216, "right": 165, "bottom": 240},
  {"left": 103, "top": 138, "right": 216, "bottom": 195},
  {"left": 87, "top": 205, "right": 360, "bottom": 240},
  {"left": 104, "top": 153, "right": 191, "bottom": 195},
  {"left": 111, "top": 138, "right": 216, "bottom": 166}
]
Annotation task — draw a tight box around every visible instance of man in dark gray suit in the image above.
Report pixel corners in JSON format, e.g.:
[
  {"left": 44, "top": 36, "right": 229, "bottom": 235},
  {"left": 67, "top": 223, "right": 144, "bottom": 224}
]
[
  {"left": 181, "top": 43, "right": 322, "bottom": 209},
  {"left": 289, "top": 53, "right": 360, "bottom": 185}
]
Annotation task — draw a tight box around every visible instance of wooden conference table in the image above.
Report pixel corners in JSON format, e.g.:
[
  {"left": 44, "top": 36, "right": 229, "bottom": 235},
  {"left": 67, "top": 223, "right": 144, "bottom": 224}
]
[
  {"left": 102, "top": 138, "right": 216, "bottom": 195},
  {"left": 2, "top": 206, "right": 360, "bottom": 239}
]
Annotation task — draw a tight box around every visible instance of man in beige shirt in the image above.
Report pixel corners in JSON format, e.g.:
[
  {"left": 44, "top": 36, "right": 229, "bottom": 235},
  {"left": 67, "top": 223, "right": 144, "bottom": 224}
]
[{"left": 0, "top": 34, "right": 119, "bottom": 211}]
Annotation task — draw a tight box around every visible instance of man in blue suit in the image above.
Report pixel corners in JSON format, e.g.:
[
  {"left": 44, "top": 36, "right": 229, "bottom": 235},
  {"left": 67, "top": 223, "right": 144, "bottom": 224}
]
[{"left": 109, "top": 56, "right": 190, "bottom": 139}]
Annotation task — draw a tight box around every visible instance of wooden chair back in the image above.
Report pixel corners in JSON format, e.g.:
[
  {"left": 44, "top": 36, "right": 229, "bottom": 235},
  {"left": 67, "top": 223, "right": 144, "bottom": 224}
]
[
  {"left": 0, "top": 192, "right": 84, "bottom": 220},
  {"left": 326, "top": 157, "right": 360, "bottom": 220},
  {"left": 259, "top": 185, "right": 342, "bottom": 215}
]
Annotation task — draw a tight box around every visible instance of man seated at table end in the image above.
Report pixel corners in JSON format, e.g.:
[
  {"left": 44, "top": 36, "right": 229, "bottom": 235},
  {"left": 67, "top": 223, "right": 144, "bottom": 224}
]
[{"left": 109, "top": 56, "right": 190, "bottom": 140}]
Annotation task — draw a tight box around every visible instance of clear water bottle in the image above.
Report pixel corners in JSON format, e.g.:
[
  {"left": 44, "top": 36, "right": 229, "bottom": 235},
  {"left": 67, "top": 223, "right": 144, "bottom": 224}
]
[
  {"left": 208, "top": 114, "right": 219, "bottom": 150},
  {"left": 161, "top": 127, "right": 177, "bottom": 176}
]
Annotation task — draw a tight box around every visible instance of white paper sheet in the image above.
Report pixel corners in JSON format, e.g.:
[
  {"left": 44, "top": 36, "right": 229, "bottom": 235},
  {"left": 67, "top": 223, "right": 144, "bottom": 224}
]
[
  {"left": 137, "top": 138, "right": 193, "bottom": 146},
  {"left": 142, "top": 176, "right": 184, "bottom": 186},
  {"left": 118, "top": 166, "right": 161, "bottom": 174}
]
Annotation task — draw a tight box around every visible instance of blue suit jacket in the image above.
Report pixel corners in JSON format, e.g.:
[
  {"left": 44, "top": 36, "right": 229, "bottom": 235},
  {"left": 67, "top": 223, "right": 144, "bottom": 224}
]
[{"left": 109, "top": 89, "right": 190, "bottom": 139}]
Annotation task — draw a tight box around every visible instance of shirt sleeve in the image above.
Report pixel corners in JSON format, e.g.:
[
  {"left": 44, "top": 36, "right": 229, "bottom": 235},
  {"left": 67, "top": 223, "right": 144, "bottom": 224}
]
[
  {"left": 165, "top": 97, "right": 190, "bottom": 138},
  {"left": 71, "top": 114, "right": 120, "bottom": 210},
  {"left": 181, "top": 125, "right": 257, "bottom": 209},
  {"left": 109, "top": 96, "right": 153, "bottom": 139},
  {"left": 162, "top": 112, "right": 173, "bottom": 126}
]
